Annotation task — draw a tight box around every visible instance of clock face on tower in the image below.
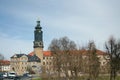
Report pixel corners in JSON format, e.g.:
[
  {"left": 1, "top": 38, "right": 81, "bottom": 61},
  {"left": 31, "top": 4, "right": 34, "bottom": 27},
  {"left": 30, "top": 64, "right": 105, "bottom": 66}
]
[{"left": 34, "top": 41, "right": 43, "bottom": 48}]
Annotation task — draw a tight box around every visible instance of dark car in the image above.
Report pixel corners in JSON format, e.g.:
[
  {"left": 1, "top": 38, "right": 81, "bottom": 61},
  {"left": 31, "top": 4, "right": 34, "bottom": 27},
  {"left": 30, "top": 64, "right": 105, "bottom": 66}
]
[
  {"left": 23, "top": 73, "right": 32, "bottom": 78},
  {"left": 14, "top": 76, "right": 21, "bottom": 80},
  {"left": 0, "top": 73, "right": 4, "bottom": 80}
]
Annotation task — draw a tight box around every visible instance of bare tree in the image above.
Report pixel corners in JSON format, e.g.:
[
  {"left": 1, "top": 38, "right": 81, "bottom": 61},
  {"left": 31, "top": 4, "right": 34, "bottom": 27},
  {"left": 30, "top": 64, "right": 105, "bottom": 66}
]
[
  {"left": 105, "top": 37, "right": 120, "bottom": 80},
  {"left": 48, "top": 37, "right": 79, "bottom": 80},
  {"left": 48, "top": 38, "right": 62, "bottom": 80},
  {"left": 69, "top": 50, "right": 83, "bottom": 80},
  {"left": 85, "top": 41, "right": 100, "bottom": 80}
]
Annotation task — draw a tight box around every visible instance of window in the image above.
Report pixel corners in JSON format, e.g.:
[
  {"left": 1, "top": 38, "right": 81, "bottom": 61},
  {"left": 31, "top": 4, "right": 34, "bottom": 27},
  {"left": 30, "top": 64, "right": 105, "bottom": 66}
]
[
  {"left": 46, "top": 62, "right": 48, "bottom": 65},
  {"left": 43, "top": 57, "right": 45, "bottom": 59},
  {"left": 43, "top": 62, "right": 45, "bottom": 65},
  {"left": 49, "top": 62, "right": 51, "bottom": 65}
]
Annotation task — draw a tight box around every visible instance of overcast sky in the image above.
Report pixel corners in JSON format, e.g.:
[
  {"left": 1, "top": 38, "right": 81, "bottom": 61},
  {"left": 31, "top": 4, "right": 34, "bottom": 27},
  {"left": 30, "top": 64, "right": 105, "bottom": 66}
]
[{"left": 0, "top": 0, "right": 120, "bottom": 60}]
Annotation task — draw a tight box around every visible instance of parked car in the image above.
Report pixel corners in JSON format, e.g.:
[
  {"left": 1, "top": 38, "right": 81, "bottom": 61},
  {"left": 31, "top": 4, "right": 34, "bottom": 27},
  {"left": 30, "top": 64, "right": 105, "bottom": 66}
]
[
  {"left": 3, "top": 72, "right": 8, "bottom": 78},
  {"left": 0, "top": 72, "right": 4, "bottom": 80},
  {"left": 8, "top": 72, "right": 17, "bottom": 79},
  {"left": 23, "top": 73, "right": 32, "bottom": 78},
  {"left": 14, "top": 76, "right": 21, "bottom": 80}
]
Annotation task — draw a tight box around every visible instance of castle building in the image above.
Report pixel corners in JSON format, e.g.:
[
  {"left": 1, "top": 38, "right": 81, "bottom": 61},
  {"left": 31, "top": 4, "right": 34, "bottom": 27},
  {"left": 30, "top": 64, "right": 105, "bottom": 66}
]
[
  {"left": 10, "top": 20, "right": 109, "bottom": 75},
  {"left": 10, "top": 20, "right": 52, "bottom": 75}
]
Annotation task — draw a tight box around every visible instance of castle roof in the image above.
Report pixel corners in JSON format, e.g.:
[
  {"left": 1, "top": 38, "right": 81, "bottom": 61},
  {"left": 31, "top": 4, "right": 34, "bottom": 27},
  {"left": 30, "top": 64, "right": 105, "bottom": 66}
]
[
  {"left": 43, "top": 51, "right": 51, "bottom": 56},
  {"left": 11, "top": 54, "right": 26, "bottom": 58},
  {"left": 28, "top": 50, "right": 106, "bottom": 57},
  {"left": 27, "top": 54, "right": 41, "bottom": 62},
  {"left": 10, "top": 53, "right": 40, "bottom": 62},
  {"left": 28, "top": 51, "right": 51, "bottom": 57}
]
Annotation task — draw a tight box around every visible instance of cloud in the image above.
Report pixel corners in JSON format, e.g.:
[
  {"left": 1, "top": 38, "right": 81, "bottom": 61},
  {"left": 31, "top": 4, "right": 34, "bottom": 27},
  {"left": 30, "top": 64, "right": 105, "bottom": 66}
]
[{"left": 0, "top": 32, "right": 33, "bottom": 60}]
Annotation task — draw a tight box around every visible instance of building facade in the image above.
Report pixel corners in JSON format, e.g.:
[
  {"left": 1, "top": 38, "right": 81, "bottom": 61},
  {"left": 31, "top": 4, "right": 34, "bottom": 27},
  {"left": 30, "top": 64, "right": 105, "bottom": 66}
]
[{"left": 0, "top": 60, "right": 10, "bottom": 72}]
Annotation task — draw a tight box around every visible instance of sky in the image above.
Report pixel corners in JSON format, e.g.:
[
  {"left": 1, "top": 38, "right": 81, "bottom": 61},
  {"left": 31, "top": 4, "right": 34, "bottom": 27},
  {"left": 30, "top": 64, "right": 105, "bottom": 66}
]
[{"left": 0, "top": 0, "right": 120, "bottom": 60}]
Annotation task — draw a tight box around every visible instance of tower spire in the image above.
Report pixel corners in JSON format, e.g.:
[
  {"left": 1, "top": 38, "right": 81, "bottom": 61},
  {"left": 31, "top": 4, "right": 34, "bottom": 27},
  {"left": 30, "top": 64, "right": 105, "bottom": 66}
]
[{"left": 33, "top": 20, "right": 43, "bottom": 48}]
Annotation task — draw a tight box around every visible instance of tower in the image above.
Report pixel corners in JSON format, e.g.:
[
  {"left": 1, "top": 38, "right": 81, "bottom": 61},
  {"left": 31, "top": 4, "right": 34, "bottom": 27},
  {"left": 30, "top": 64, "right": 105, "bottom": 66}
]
[{"left": 33, "top": 20, "right": 44, "bottom": 63}]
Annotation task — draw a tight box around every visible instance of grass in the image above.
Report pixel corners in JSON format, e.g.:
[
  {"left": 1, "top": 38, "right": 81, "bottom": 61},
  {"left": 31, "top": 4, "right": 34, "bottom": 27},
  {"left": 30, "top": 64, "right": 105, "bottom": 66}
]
[
  {"left": 97, "top": 76, "right": 120, "bottom": 80},
  {"left": 84, "top": 76, "right": 120, "bottom": 80}
]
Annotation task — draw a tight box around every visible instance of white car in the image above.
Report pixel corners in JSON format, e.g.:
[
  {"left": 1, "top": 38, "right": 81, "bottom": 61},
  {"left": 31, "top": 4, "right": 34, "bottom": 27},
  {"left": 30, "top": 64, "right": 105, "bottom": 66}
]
[
  {"left": 3, "top": 72, "right": 8, "bottom": 78},
  {"left": 8, "top": 72, "right": 17, "bottom": 79}
]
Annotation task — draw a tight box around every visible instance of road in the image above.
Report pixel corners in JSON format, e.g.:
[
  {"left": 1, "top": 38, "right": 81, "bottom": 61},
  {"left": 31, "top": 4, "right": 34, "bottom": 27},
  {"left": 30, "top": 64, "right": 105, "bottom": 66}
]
[
  {"left": 3, "top": 77, "right": 33, "bottom": 80},
  {"left": 2, "top": 75, "right": 40, "bottom": 80}
]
